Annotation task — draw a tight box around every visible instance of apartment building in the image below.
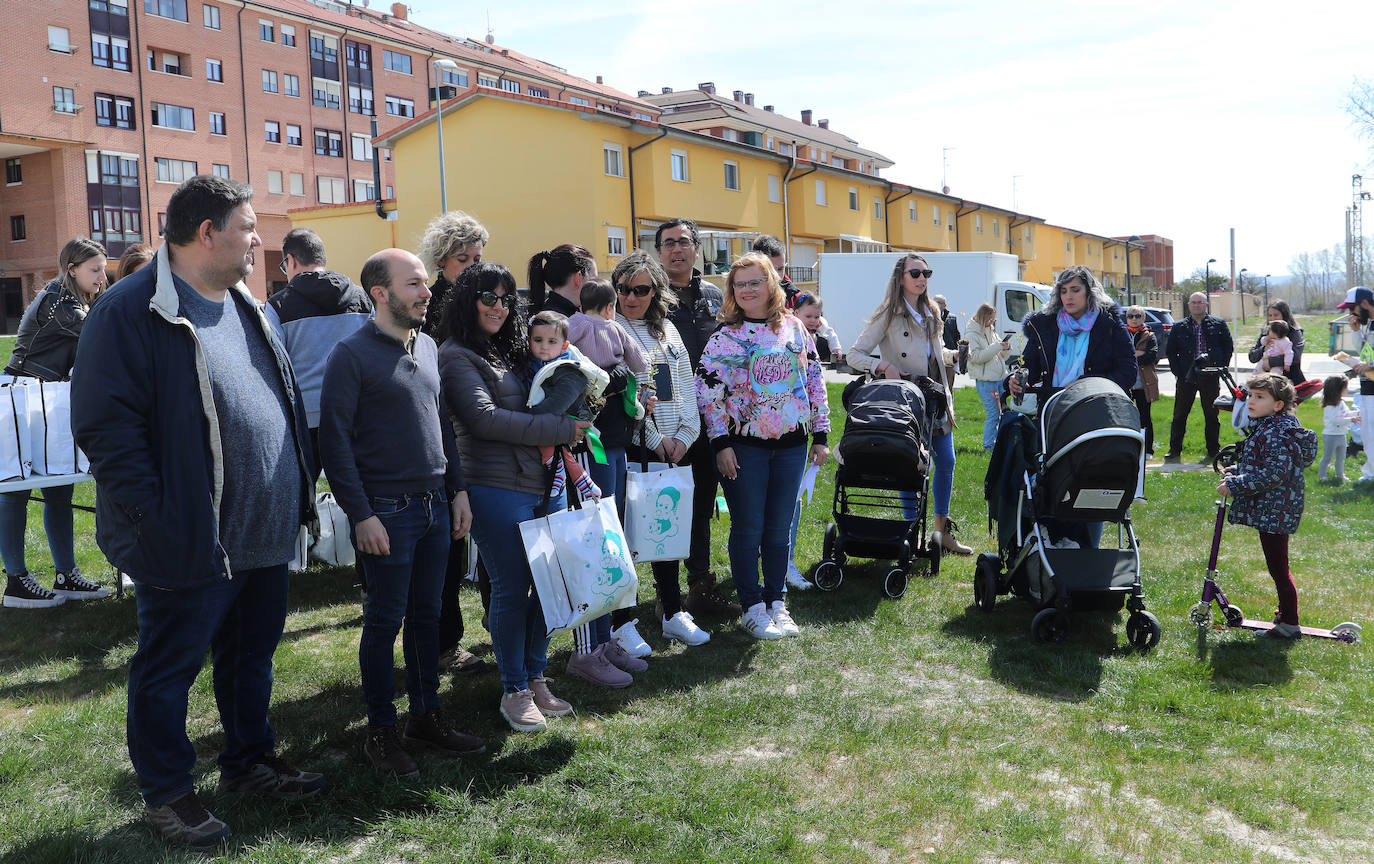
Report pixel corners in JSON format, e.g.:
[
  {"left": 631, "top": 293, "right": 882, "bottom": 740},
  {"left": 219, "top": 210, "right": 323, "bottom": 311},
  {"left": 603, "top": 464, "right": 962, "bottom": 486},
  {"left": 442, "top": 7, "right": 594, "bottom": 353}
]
[{"left": 0, "top": 0, "right": 654, "bottom": 324}]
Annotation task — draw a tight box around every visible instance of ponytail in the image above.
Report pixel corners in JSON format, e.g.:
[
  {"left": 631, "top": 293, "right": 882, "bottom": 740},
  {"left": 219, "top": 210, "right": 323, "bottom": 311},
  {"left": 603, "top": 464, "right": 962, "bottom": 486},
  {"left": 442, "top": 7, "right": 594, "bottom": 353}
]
[{"left": 526, "top": 250, "right": 552, "bottom": 311}]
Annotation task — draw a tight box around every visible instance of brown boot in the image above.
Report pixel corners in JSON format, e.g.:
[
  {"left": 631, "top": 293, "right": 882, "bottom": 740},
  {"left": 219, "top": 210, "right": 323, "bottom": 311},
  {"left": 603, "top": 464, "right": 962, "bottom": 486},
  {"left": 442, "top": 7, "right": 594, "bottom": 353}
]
[
  {"left": 934, "top": 516, "right": 973, "bottom": 556},
  {"left": 683, "top": 574, "right": 742, "bottom": 617}
]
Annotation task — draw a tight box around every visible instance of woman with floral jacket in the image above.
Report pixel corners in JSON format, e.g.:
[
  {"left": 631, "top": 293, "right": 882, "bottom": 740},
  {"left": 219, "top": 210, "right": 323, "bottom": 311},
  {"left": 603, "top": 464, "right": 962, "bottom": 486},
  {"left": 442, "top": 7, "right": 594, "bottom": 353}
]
[{"left": 696, "top": 253, "right": 830, "bottom": 641}]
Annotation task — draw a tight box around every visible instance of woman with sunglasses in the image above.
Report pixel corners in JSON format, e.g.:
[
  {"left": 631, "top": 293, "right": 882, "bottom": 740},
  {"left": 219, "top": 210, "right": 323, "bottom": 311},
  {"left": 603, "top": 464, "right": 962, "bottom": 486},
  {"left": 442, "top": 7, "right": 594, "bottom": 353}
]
[
  {"left": 697, "top": 253, "right": 830, "bottom": 640},
  {"left": 1124, "top": 305, "right": 1159, "bottom": 456},
  {"left": 438, "top": 263, "right": 589, "bottom": 733},
  {"left": 849, "top": 254, "right": 971, "bottom": 556}
]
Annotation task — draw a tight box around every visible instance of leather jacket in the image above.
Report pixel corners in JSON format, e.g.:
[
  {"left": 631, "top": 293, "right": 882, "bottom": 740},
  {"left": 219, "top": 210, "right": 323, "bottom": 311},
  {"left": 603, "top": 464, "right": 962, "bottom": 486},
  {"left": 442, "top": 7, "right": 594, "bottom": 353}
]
[{"left": 5, "top": 278, "right": 89, "bottom": 381}]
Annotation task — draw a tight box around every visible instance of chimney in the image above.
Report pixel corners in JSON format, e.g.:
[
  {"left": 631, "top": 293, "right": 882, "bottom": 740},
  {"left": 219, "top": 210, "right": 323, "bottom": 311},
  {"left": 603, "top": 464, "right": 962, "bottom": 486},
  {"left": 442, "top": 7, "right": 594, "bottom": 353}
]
[
  {"left": 638, "top": 90, "right": 651, "bottom": 98},
  {"left": 732, "top": 90, "right": 743, "bottom": 102},
  {"left": 500, "top": 48, "right": 508, "bottom": 56},
  {"left": 596, "top": 75, "right": 603, "bottom": 84},
  {"left": 801, "top": 109, "right": 812, "bottom": 125},
  {"left": 389, "top": 2, "right": 407, "bottom": 19},
  {"left": 698, "top": 81, "right": 715, "bottom": 95},
  {"left": 818, "top": 119, "right": 829, "bottom": 129},
  {"left": 661, "top": 86, "right": 673, "bottom": 94},
  {"left": 744, "top": 93, "right": 754, "bottom": 106},
  {"left": 764, "top": 104, "right": 774, "bottom": 112}
]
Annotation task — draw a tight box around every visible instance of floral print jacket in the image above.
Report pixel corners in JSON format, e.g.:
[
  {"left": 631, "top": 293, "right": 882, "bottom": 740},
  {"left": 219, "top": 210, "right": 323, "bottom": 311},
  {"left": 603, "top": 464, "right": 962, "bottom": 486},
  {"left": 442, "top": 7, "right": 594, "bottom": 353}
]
[
  {"left": 1223, "top": 412, "right": 1318, "bottom": 535},
  {"left": 696, "top": 315, "right": 831, "bottom": 452}
]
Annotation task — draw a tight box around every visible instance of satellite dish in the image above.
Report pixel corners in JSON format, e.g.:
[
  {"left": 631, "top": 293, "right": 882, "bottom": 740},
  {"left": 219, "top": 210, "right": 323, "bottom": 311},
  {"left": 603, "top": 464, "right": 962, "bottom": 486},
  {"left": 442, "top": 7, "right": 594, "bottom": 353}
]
[{"left": 942, "top": 185, "right": 950, "bottom": 194}]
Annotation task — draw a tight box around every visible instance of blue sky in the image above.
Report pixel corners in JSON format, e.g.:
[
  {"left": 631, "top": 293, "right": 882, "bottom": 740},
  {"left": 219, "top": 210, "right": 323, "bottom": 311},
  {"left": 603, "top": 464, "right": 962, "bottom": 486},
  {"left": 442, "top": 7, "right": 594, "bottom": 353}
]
[{"left": 417, "top": 0, "right": 1374, "bottom": 281}]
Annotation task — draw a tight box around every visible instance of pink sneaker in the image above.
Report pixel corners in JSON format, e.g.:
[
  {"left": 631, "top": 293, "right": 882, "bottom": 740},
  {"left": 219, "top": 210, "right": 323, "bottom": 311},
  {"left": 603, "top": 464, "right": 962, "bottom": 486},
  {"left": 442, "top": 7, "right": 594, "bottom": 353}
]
[
  {"left": 566, "top": 644, "right": 632, "bottom": 688},
  {"left": 602, "top": 638, "right": 648, "bottom": 673}
]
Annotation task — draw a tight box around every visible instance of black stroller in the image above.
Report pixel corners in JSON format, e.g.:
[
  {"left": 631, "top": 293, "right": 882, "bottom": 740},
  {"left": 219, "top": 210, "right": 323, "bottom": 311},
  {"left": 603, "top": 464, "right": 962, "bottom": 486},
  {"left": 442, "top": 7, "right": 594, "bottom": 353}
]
[
  {"left": 815, "top": 376, "right": 942, "bottom": 598},
  {"left": 977, "top": 377, "right": 1161, "bottom": 647}
]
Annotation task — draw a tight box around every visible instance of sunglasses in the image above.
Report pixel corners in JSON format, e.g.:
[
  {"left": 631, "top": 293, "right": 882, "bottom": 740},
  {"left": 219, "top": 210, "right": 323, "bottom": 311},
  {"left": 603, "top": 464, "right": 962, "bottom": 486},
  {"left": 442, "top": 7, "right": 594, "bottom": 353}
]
[
  {"left": 616, "top": 284, "right": 654, "bottom": 297},
  {"left": 477, "top": 291, "right": 515, "bottom": 309},
  {"left": 278, "top": 260, "right": 288, "bottom": 276},
  {"left": 907, "top": 268, "right": 934, "bottom": 279},
  {"left": 1127, "top": 314, "right": 1144, "bottom": 319}
]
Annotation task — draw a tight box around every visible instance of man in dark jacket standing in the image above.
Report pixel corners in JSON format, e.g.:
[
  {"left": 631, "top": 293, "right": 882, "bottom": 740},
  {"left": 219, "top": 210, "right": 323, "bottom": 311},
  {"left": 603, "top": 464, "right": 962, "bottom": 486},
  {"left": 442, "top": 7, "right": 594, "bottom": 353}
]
[
  {"left": 1164, "top": 291, "right": 1234, "bottom": 462},
  {"left": 71, "top": 176, "right": 322, "bottom": 849},
  {"left": 655, "top": 218, "right": 738, "bottom": 618},
  {"left": 266, "top": 227, "right": 373, "bottom": 472}
]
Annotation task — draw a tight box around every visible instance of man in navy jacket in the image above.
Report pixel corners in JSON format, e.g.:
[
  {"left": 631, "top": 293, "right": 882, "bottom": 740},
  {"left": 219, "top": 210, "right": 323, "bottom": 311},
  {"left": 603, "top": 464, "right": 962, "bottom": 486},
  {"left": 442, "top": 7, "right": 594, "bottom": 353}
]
[
  {"left": 1164, "top": 292, "right": 1234, "bottom": 462},
  {"left": 71, "top": 176, "right": 321, "bottom": 849}
]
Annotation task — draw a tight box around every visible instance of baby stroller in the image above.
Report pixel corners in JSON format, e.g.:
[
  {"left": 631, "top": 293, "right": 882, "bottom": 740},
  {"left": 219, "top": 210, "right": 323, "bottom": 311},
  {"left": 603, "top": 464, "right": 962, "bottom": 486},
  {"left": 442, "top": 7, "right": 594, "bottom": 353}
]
[
  {"left": 977, "top": 377, "right": 1161, "bottom": 647},
  {"left": 815, "top": 376, "right": 942, "bottom": 598},
  {"left": 1206, "top": 365, "right": 1323, "bottom": 473}
]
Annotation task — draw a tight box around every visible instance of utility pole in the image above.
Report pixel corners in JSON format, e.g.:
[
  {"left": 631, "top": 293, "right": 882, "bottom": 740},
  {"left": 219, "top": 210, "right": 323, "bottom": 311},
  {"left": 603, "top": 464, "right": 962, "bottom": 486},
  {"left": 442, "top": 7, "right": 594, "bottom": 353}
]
[{"left": 941, "top": 146, "right": 954, "bottom": 194}]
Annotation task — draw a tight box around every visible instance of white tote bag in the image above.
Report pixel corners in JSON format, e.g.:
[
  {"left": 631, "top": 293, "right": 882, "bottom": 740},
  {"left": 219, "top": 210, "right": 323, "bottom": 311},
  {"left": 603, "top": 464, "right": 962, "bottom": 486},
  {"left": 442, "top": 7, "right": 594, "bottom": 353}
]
[
  {"left": 287, "top": 525, "right": 311, "bottom": 572},
  {"left": 309, "top": 491, "right": 356, "bottom": 567},
  {"left": 29, "top": 381, "right": 89, "bottom": 476},
  {"left": 520, "top": 496, "right": 639, "bottom": 637},
  {"left": 624, "top": 460, "right": 694, "bottom": 562},
  {"left": 0, "top": 383, "right": 31, "bottom": 481}
]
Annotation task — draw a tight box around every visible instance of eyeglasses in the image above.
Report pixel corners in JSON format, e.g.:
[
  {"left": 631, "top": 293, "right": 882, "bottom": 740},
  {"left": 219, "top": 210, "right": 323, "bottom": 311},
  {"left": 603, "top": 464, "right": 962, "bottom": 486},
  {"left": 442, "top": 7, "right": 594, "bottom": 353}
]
[
  {"left": 477, "top": 290, "right": 515, "bottom": 309},
  {"left": 616, "top": 283, "right": 654, "bottom": 297},
  {"left": 278, "top": 260, "right": 288, "bottom": 276},
  {"left": 658, "top": 237, "right": 697, "bottom": 250},
  {"left": 734, "top": 278, "right": 767, "bottom": 291},
  {"left": 1127, "top": 313, "right": 1144, "bottom": 319},
  {"left": 907, "top": 268, "right": 934, "bottom": 279}
]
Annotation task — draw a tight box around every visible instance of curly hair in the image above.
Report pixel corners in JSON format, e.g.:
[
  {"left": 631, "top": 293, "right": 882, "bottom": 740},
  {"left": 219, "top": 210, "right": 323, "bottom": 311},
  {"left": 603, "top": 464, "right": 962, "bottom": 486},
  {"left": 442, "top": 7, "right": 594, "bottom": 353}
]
[
  {"left": 719, "top": 252, "right": 786, "bottom": 332},
  {"left": 610, "top": 250, "right": 676, "bottom": 340},
  {"left": 444, "top": 262, "right": 526, "bottom": 368},
  {"left": 417, "top": 210, "right": 489, "bottom": 275},
  {"left": 1045, "top": 265, "right": 1114, "bottom": 316}
]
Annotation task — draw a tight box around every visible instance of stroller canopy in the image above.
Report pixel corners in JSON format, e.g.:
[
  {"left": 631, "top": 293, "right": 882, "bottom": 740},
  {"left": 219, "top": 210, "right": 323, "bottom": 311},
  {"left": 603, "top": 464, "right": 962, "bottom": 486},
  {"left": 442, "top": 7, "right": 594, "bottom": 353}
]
[
  {"left": 1037, "top": 377, "right": 1143, "bottom": 522},
  {"left": 838, "top": 378, "right": 930, "bottom": 490}
]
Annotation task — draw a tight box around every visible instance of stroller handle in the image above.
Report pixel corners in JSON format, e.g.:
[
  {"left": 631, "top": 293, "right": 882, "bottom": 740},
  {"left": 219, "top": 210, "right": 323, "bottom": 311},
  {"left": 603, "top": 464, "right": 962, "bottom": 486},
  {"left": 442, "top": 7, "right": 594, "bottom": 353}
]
[{"left": 1208, "top": 499, "right": 1227, "bottom": 572}]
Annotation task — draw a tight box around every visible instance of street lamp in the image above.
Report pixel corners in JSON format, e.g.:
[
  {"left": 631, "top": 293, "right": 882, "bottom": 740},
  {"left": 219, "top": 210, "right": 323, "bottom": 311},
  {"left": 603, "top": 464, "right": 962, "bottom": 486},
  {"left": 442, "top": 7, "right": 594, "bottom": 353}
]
[
  {"left": 1238, "top": 268, "right": 1248, "bottom": 324},
  {"left": 1204, "top": 258, "right": 1216, "bottom": 295},
  {"left": 432, "top": 58, "right": 458, "bottom": 214}
]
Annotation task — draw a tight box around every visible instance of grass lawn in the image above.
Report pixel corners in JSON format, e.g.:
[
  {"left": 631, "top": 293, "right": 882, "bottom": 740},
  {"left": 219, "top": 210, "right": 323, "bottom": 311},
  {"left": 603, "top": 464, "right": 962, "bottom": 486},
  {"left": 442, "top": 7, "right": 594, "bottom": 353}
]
[{"left": 1, "top": 383, "right": 1371, "bottom": 863}]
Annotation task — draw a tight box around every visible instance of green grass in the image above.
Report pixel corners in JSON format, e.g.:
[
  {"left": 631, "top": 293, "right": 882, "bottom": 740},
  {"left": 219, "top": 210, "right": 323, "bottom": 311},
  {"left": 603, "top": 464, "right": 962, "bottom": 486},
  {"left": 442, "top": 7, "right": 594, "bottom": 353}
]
[{"left": 1, "top": 384, "right": 1371, "bottom": 862}]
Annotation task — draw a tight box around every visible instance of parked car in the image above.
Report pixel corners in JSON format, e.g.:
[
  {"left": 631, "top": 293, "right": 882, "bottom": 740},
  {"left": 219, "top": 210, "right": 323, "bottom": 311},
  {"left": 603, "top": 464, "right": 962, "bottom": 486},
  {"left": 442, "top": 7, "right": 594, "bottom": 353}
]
[{"left": 1141, "top": 307, "right": 1173, "bottom": 361}]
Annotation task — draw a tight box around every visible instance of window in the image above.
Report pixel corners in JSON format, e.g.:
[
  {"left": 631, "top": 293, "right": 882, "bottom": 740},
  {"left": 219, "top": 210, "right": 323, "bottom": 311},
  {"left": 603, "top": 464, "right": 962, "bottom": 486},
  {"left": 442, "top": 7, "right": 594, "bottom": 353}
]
[
  {"left": 500, "top": 79, "right": 521, "bottom": 94},
  {"left": 933, "top": 205, "right": 940, "bottom": 226},
  {"left": 721, "top": 128, "right": 738, "bottom": 142},
  {"left": 209, "top": 111, "right": 225, "bottom": 135},
  {"left": 267, "top": 170, "right": 283, "bottom": 194},
  {"left": 815, "top": 179, "right": 827, "bottom": 206},
  {"left": 149, "top": 101, "right": 193, "bottom": 130},
  {"left": 346, "top": 41, "right": 370, "bottom": 70},
  {"left": 314, "top": 129, "right": 342, "bottom": 157},
  {"left": 115, "top": 97, "right": 135, "bottom": 129},
  {"left": 528, "top": 86, "right": 548, "bottom": 99},
  {"left": 259, "top": 19, "right": 274, "bottom": 42},
  {"left": 385, "top": 185, "right": 393, "bottom": 198},
  {"left": 779, "top": 142, "right": 792, "bottom": 157},
  {"left": 634, "top": 111, "right": 652, "bottom": 121},
  {"left": 10, "top": 216, "right": 26, "bottom": 242},
  {"left": 317, "top": 176, "right": 346, "bottom": 204},
  {"left": 874, "top": 198, "right": 883, "bottom": 220},
  {"left": 281, "top": 24, "right": 295, "bottom": 46},
  {"left": 993, "top": 218, "right": 1000, "bottom": 237},
  {"left": 908, "top": 201, "right": 917, "bottom": 222},
  {"left": 212, "top": 163, "right": 229, "bottom": 179},
  {"left": 312, "top": 78, "right": 341, "bottom": 109},
  {"left": 91, "top": 34, "right": 131, "bottom": 71},
  {"left": 206, "top": 58, "right": 222, "bottom": 82},
  {"left": 382, "top": 49, "right": 411, "bottom": 73},
  {"left": 1066, "top": 239, "right": 1072, "bottom": 251},
  {"left": 203, "top": 4, "right": 220, "bottom": 29},
  {"left": 285, "top": 123, "right": 301, "bottom": 146},
  {"left": 768, "top": 175, "right": 780, "bottom": 203},
  {"left": 607, "top": 226, "right": 626, "bottom": 257},
  {"left": 154, "top": 157, "right": 197, "bottom": 183},
  {"left": 671, "top": 149, "right": 688, "bottom": 182},
  {"left": 603, "top": 143, "right": 623, "bottom": 177},
  {"left": 723, "top": 160, "right": 739, "bottom": 191},
  {"left": 384, "top": 95, "right": 414, "bottom": 117},
  {"left": 265, "top": 120, "right": 280, "bottom": 142},
  {"left": 848, "top": 187, "right": 859, "bottom": 211},
  {"left": 5, "top": 159, "right": 21, "bottom": 185},
  {"left": 289, "top": 172, "right": 304, "bottom": 196},
  {"left": 568, "top": 95, "right": 590, "bottom": 107},
  {"left": 48, "top": 26, "right": 72, "bottom": 52},
  {"left": 283, "top": 74, "right": 299, "bottom": 97},
  {"left": 309, "top": 33, "right": 338, "bottom": 63},
  {"left": 348, "top": 85, "right": 373, "bottom": 114},
  {"left": 440, "top": 67, "right": 467, "bottom": 87},
  {"left": 262, "top": 69, "right": 278, "bottom": 93},
  {"left": 145, "top": 0, "right": 188, "bottom": 21},
  {"left": 351, "top": 133, "right": 373, "bottom": 161},
  {"left": 975, "top": 214, "right": 983, "bottom": 234},
  {"left": 157, "top": 212, "right": 166, "bottom": 236},
  {"left": 478, "top": 74, "right": 499, "bottom": 88},
  {"left": 353, "top": 178, "right": 375, "bottom": 202},
  {"left": 53, "top": 86, "right": 77, "bottom": 113},
  {"left": 147, "top": 49, "right": 187, "bottom": 76}
]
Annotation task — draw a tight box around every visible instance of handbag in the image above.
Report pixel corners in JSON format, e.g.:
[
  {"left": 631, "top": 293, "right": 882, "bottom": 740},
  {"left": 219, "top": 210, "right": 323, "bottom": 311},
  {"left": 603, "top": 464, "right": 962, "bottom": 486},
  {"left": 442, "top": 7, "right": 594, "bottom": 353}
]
[
  {"left": 624, "top": 434, "right": 694, "bottom": 562},
  {"left": 309, "top": 491, "right": 356, "bottom": 567},
  {"left": 0, "top": 383, "right": 31, "bottom": 481},
  {"left": 520, "top": 496, "right": 638, "bottom": 637},
  {"left": 29, "top": 380, "right": 89, "bottom": 476}
]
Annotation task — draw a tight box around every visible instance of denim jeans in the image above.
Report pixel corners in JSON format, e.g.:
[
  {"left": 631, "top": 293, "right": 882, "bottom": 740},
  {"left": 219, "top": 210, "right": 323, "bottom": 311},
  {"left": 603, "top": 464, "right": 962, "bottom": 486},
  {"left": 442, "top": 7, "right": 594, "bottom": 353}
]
[
  {"left": 126, "top": 564, "right": 289, "bottom": 807},
  {"left": 467, "top": 484, "right": 565, "bottom": 693},
  {"left": 719, "top": 443, "right": 807, "bottom": 610},
  {"left": 975, "top": 380, "right": 1002, "bottom": 451},
  {"left": 0, "top": 486, "right": 75, "bottom": 575},
  {"left": 353, "top": 489, "right": 450, "bottom": 726},
  {"left": 902, "top": 427, "right": 955, "bottom": 519}
]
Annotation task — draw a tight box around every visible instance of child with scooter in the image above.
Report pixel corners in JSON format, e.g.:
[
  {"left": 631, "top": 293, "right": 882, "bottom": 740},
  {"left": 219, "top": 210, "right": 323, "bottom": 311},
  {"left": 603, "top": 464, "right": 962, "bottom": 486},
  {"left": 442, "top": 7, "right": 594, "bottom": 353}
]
[{"left": 1215, "top": 373, "right": 1317, "bottom": 640}]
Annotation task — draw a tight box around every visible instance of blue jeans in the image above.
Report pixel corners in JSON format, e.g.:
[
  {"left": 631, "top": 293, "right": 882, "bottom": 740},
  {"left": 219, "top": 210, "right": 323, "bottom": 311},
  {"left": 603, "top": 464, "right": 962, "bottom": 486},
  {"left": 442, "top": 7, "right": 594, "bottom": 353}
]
[
  {"left": 0, "top": 486, "right": 75, "bottom": 574},
  {"left": 976, "top": 380, "right": 1002, "bottom": 450},
  {"left": 126, "top": 564, "right": 289, "bottom": 807},
  {"left": 353, "top": 489, "right": 450, "bottom": 726},
  {"left": 902, "top": 428, "right": 955, "bottom": 519},
  {"left": 467, "top": 484, "right": 565, "bottom": 693},
  {"left": 584, "top": 447, "right": 626, "bottom": 647},
  {"left": 719, "top": 443, "right": 807, "bottom": 610}
]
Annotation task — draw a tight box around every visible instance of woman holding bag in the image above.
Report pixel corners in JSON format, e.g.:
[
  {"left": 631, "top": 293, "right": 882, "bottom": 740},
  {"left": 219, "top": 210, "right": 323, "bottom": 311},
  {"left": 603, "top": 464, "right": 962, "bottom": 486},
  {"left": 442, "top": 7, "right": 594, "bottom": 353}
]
[
  {"left": 1125, "top": 305, "right": 1160, "bottom": 456},
  {"left": 966, "top": 303, "right": 1010, "bottom": 451},
  {"left": 1, "top": 238, "right": 112, "bottom": 609},
  {"left": 609, "top": 250, "right": 708, "bottom": 650}
]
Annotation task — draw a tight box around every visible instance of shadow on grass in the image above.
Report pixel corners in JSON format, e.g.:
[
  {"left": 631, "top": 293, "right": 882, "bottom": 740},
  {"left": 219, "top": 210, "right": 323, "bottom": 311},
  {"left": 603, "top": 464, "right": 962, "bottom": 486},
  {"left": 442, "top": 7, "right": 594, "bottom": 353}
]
[{"left": 1193, "top": 627, "right": 1294, "bottom": 690}]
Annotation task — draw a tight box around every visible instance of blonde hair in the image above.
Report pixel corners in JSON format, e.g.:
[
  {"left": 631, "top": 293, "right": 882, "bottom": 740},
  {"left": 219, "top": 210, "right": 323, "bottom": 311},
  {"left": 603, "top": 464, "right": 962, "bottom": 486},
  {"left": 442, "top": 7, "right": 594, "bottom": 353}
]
[
  {"left": 867, "top": 253, "right": 940, "bottom": 342},
  {"left": 972, "top": 302, "right": 996, "bottom": 328},
  {"left": 416, "top": 210, "right": 489, "bottom": 274},
  {"left": 719, "top": 253, "right": 786, "bottom": 331}
]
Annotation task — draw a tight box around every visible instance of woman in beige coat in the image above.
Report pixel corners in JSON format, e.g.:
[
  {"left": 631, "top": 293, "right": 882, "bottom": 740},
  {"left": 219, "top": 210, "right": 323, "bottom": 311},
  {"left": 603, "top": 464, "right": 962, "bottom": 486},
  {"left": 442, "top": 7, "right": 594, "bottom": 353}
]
[
  {"left": 966, "top": 303, "right": 1010, "bottom": 451},
  {"left": 849, "top": 254, "right": 971, "bottom": 555}
]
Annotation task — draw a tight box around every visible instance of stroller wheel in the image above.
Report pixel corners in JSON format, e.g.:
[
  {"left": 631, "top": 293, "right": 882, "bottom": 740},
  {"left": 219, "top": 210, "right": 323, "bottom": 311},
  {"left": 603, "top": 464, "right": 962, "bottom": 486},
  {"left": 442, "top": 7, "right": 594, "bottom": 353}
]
[
  {"left": 926, "top": 537, "right": 942, "bottom": 580},
  {"left": 1126, "top": 611, "right": 1162, "bottom": 649},
  {"left": 883, "top": 567, "right": 908, "bottom": 599},
  {"left": 1031, "top": 607, "right": 1069, "bottom": 643},
  {"left": 814, "top": 561, "right": 843, "bottom": 592},
  {"left": 1223, "top": 604, "right": 1245, "bottom": 627},
  {"left": 1212, "top": 445, "right": 1239, "bottom": 474},
  {"left": 974, "top": 554, "right": 999, "bottom": 613}
]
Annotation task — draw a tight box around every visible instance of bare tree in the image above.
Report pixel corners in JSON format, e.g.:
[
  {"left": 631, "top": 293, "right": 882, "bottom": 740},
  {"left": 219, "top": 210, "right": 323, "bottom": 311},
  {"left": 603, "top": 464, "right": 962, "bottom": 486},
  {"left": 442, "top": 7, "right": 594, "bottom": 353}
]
[{"left": 1348, "top": 77, "right": 1374, "bottom": 144}]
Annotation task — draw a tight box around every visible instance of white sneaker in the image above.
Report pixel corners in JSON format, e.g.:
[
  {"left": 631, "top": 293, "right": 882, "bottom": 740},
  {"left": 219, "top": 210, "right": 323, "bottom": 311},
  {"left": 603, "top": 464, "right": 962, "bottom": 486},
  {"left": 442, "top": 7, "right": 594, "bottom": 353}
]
[
  {"left": 739, "top": 603, "right": 783, "bottom": 641},
  {"left": 784, "top": 563, "right": 812, "bottom": 591},
  {"left": 662, "top": 610, "right": 710, "bottom": 646},
  {"left": 769, "top": 601, "right": 801, "bottom": 637},
  {"left": 611, "top": 618, "right": 652, "bottom": 658}
]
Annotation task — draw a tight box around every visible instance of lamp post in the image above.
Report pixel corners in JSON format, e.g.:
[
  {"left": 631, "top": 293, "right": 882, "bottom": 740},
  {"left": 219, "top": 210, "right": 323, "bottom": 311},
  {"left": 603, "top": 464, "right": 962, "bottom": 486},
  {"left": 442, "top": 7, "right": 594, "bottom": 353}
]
[
  {"left": 1238, "top": 268, "right": 1248, "bottom": 324},
  {"left": 432, "top": 58, "right": 458, "bottom": 214},
  {"left": 1204, "top": 257, "right": 1216, "bottom": 295}
]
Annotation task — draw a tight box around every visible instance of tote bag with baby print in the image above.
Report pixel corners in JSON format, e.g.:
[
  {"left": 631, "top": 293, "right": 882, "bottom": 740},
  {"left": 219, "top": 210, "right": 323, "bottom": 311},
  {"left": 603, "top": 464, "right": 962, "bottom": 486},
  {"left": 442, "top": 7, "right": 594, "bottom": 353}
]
[
  {"left": 625, "top": 461, "right": 694, "bottom": 563},
  {"left": 521, "top": 496, "right": 638, "bottom": 637}
]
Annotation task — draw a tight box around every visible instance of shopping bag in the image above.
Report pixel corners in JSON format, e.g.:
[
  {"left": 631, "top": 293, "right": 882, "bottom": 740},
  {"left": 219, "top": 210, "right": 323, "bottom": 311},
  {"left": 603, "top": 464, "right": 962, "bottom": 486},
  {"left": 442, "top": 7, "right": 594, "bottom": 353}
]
[
  {"left": 0, "top": 383, "right": 30, "bottom": 481},
  {"left": 29, "top": 381, "right": 89, "bottom": 476},
  {"left": 521, "top": 497, "right": 638, "bottom": 637},
  {"left": 624, "top": 461, "right": 694, "bottom": 562},
  {"left": 309, "top": 491, "right": 356, "bottom": 566},
  {"left": 287, "top": 525, "right": 311, "bottom": 572}
]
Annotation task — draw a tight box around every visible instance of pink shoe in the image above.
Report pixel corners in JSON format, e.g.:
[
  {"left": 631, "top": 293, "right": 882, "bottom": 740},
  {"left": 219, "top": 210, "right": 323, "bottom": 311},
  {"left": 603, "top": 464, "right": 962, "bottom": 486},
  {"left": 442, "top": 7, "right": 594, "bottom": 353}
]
[
  {"left": 602, "top": 639, "right": 648, "bottom": 673},
  {"left": 566, "top": 644, "right": 632, "bottom": 688}
]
